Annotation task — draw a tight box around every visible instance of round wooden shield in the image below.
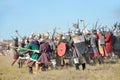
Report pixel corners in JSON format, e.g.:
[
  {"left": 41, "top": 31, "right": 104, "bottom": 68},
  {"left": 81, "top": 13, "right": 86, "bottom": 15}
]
[{"left": 57, "top": 42, "right": 66, "bottom": 57}]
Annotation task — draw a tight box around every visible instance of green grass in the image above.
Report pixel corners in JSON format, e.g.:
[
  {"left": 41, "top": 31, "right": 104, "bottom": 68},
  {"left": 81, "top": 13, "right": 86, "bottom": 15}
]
[{"left": 0, "top": 55, "right": 120, "bottom": 80}]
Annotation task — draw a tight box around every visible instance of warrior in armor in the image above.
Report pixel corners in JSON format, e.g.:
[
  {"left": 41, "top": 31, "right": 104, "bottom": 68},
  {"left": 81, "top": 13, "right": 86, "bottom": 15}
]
[
  {"left": 90, "top": 29, "right": 103, "bottom": 64},
  {"left": 65, "top": 33, "right": 74, "bottom": 58},
  {"left": 64, "top": 33, "right": 74, "bottom": 66},
  {"left": 97, "top": 30, "right": 106, "bottom": 57},
  {"left": 11, "top": 36, "right": 19, "bottom": 66},
  {"left": 19, "top": 36, "right": 41, "bottom": 74},
  {"left": 55, "top": 34, "right": 64, "bottom": 67},
  {"left": 84, "top": 32, "right": 93, "bottom": 64},
  {"left": 98, "top": 29, "right": 107, "bottom": 58},
  {"left": 17, "top": 37, "right": 28, "bottom": 68},
  {"left": 113, "top": 30, "right": 120, "bottom": 58},
  {"left": 104, "top": 29, "right": 113, "bottom": 59},
  {"left": 37, "top": 37, "right": 52, "bottom": 71},
  {"left": 72, "top": 29, "right": 86, "bottom": 70}
]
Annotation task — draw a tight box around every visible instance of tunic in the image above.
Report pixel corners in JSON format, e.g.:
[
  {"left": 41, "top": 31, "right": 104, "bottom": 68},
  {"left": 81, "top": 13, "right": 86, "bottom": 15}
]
[
  {"left": 105, "top": 33, "right": 113, "bottom": 53},
  {"left": 25, "top": 43, "right": 40, "bottom": 61},
  {"left": 20, "top": 41, "right": 40, "bottom": 67},
  {"left": 38, "top": 41, "right": 52, "bottom": 63}
]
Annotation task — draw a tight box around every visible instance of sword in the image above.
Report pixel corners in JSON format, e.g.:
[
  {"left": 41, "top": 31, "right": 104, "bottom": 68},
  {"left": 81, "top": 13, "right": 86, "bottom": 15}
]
[{"left": 1, "top": 44, "right": 38, "bottom": 53}]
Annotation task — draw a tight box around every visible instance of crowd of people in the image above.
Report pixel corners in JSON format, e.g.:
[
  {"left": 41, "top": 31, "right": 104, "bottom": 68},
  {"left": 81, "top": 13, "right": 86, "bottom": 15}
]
[{"left": 9, "top": 23, "right": 120, "bottom": 74}]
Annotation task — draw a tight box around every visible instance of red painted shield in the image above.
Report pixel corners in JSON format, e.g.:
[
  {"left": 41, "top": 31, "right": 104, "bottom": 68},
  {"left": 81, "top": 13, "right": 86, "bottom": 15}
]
[{"left": 57, "top": 42, "right": 66, "bottom": 57}]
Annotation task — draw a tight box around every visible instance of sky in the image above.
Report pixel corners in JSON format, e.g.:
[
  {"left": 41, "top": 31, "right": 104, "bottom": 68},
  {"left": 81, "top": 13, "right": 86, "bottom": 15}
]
[{"left": 0, "top": 0, "right": 120, "bottom": 40}]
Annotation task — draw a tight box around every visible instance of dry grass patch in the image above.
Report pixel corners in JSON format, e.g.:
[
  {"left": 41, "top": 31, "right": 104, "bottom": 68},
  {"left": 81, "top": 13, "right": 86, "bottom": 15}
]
[{"left": 0, "top": 55, "right": 120, "bottom": 80}]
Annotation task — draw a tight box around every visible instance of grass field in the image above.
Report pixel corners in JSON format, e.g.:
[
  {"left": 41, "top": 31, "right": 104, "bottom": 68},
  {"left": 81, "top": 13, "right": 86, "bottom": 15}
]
[{"left": 0, "top": 55, "right": 120, "bottom": 80}]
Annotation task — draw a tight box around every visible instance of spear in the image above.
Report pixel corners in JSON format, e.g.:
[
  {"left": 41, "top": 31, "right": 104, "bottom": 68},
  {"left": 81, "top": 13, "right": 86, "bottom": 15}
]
[{"left": 77, "top": 19, "right": 79, "bottom": 28}]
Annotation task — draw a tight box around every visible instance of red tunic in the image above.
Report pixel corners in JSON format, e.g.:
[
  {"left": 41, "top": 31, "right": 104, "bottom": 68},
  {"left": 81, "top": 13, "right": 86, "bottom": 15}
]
[{"left": 105, "top": 33, "right": 113, "bottom": 53}]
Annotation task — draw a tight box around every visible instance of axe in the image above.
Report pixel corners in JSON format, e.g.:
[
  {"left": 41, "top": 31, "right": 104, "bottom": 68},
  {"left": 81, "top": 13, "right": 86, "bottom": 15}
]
[{"left": 15, "top": 30, "right": 23, "bottom": 39}]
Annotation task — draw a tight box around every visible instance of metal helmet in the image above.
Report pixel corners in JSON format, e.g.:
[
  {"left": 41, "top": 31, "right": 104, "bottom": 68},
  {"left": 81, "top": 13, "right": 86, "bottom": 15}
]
[
  {"left": 40, "top": 37, "right": 45, "bottom": 42},
  {"left": 74, "top": 28, "right": 82, "bottom": 35}
]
